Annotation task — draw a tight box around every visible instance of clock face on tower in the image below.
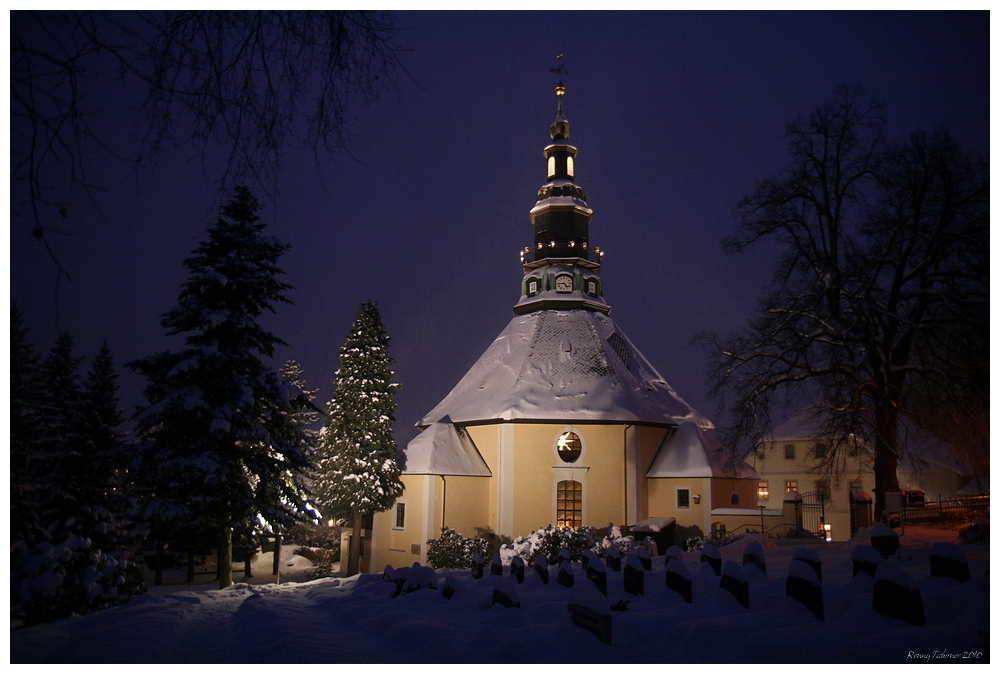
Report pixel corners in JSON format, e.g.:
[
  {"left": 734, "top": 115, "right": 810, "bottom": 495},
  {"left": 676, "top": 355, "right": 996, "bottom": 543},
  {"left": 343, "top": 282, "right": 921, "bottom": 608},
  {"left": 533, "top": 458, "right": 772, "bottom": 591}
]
[{"left": 555, "top": 275, "right": 573, "bottom": 293}]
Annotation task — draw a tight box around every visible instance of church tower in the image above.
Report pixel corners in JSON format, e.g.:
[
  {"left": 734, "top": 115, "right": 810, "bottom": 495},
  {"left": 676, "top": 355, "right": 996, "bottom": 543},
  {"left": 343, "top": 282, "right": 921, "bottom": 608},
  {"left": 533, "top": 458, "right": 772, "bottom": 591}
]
[{"left": 370, "top": 66, "right": 759, "bottom": 573}]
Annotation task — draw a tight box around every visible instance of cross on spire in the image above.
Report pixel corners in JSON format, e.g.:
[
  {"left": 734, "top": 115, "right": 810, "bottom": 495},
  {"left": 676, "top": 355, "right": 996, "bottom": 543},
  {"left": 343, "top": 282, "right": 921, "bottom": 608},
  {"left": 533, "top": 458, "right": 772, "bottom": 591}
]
[{"left": 549, "top": 54, "right": 568, "bottom": 84}]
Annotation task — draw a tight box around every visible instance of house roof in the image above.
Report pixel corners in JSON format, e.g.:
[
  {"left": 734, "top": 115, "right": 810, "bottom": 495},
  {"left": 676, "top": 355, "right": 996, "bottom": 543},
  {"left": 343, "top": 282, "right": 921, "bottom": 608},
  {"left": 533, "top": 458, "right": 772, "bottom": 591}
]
[
  {"left": 646, "top": 421, "right": 759, "bottom": 479},
  {"left": 418, "top": 309, "right": 711, "bottom": 428},
  {"left": 402, "top": 420, "right": 492, "bottom": 477}
]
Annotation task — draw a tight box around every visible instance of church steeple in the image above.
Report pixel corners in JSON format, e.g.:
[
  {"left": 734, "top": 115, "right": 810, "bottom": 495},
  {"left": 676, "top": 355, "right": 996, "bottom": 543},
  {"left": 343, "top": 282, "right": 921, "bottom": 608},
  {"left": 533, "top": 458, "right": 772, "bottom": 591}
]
[{"left": 515, "top": 58, "right": 608, "bottom": 316}]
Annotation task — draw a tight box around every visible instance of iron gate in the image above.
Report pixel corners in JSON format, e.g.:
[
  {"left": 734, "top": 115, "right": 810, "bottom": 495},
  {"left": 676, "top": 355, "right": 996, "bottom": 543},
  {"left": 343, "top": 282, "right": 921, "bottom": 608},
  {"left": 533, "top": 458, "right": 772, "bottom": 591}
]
[{"left": 800, "top": 491, "right": 827, "bottom": 537}]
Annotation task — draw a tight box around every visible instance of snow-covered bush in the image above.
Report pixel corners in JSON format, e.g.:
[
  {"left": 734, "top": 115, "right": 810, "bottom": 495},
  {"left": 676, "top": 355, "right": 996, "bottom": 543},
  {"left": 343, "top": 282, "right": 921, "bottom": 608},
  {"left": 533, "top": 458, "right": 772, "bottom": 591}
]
[
  {"left": 426, "top": 527, "right": 489, "bottom": 570},
  {"left": 592, "top": 525, "right": 640, "bottom": 559},
  {"left": 502, "top": 525, "right": 596, "bottom": 565},
  {"left": 683, "top": 533, "right": 745, "bottom": 552},
  {"left": 295, "top": 546, "right": 340, "bottom": 580},
  {"left": 13, "top": 536, "right": 145, "bottom": 625}
]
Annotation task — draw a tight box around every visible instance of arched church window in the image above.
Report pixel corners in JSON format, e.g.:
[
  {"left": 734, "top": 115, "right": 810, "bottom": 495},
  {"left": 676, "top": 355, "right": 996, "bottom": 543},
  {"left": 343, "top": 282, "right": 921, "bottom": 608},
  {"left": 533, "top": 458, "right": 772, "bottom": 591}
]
[
  {"left": 567, "top": 155, "right": 574, "bottom": 177},
  {"left": 556, "top": 431, "right": 582, "bottom": 463},
  {"left": 548, "top": 156, "right": 556, "bottom": 178},
  {"left": 556, "top": 480, "right": 582, "bottom": 528}
]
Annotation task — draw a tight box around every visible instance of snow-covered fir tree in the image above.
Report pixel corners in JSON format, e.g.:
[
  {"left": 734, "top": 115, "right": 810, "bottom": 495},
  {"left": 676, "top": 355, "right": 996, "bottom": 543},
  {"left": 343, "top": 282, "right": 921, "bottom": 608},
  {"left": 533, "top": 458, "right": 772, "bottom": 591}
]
[
  {"left": 10, "top": 305, "right": 44, "bottom": 548},
  {"left": 130, "top": 186, "right": 313, "bottom": 589},
  {"left": 315, "top": 302, "right": 403, "bottom": 576}
]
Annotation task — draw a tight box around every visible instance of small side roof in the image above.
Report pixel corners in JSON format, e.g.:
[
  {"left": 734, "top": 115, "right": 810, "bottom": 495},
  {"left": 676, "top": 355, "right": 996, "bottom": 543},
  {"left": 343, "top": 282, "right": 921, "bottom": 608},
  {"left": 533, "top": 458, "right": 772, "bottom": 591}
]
[
  {"left": 646, "top": 422, "right": 759, "bottom": 479},
  {"left": 402, "top": 420, "right": 492, "bottom": 477}
]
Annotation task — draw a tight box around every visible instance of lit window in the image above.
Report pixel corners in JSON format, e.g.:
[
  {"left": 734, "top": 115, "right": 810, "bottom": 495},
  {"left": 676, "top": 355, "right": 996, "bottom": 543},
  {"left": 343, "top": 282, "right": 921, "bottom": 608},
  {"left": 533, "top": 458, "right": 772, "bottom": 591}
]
[
  {"left": 785, "top": 480, "right": 798, "bottom": 493},
  {"left": 784, "top": 444, "right": 795, "bottom": 459},
  {"left": 548, "top": 156, "right": 555, "bottom": 177},
  {"left": 567, "top": 155, "right": 574, "bottom": 177},
  {"left": 556, "top": 431, "right": 582, "bottom": 463},
  {"left": 556, "top": 480, "right": 582, "bottom": 527},
  {"left": 814, "top": 443, "right": 827, "bottom": 459},
  {"left": 758, "top": 481, "right": 769, "bottom": 500},
  {"left": 677, "top": 488, "right": 691, "bottom": 509},
  {"left": 394, "top": 502, "right": 406, "bottom": 530}
]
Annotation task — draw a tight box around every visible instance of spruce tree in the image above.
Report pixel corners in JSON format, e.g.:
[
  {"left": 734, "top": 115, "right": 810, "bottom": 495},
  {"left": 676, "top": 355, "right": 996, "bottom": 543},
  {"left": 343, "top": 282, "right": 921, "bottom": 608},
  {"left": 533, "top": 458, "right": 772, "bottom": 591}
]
[
  {"left": 315, "top": 302, "right": 403, "bottom": 576},
  {"left": 10, "top": 305, "right": 44, "bottom": 548},
  {"left": 130, "top": 186, "right": 312, "bottom": 589}
]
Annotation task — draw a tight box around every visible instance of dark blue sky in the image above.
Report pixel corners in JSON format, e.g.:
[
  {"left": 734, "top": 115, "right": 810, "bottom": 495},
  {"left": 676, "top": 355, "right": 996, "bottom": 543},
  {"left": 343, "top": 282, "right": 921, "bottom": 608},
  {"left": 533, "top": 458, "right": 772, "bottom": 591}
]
[{"left": 10, "top": 11, "right": 990, "bottom": 446}]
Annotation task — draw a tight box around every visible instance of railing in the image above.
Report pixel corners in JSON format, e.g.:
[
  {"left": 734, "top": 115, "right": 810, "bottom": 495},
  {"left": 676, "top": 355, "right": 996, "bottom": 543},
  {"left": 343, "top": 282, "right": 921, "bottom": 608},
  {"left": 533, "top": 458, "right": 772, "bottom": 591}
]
[{"left": 902, "top": 494, "right": 989, "bottom": 525}]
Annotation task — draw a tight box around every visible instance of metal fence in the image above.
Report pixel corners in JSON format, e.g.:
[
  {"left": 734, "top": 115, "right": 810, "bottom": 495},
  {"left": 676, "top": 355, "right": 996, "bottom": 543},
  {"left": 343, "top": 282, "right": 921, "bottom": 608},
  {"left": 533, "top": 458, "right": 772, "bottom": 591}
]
[{"left": 902, "top": 494, "right": 989, "bottom": 525}]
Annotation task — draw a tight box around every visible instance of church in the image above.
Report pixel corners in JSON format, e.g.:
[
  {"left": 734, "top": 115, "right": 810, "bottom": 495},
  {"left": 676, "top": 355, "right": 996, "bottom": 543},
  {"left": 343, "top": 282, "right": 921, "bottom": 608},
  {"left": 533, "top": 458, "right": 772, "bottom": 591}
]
[{"left": 369, "top": 75, "right": 758, "bottom": 572}]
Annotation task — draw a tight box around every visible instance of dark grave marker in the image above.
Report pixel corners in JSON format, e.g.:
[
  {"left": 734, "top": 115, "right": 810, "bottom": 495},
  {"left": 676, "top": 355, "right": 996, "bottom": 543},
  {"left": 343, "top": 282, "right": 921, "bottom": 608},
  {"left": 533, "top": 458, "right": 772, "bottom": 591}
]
[
  {"left": 872, "top": 561, "right": 924, "bottom": 626},
  {"left": 491, "top": 575, "right": 521, "bottom": 609},
  {"left": 870, "top": 525, "right": 900, "bottom": 560},
  {"left": 471, "top": 551, "right": 484, "bottom": 580},
  {"left": 510, "top": 555, "right": 526, "bottom": 584},
  {"left": 559, "top": 547, "right": 572, "bottom": 564},
  {"left": 700, "top": 543, "right": 721, "bottom": 576},
  {"left": 586, "top": 555, "right": 607, "bottom": 596},
  {"left": 720, "top": 560, "right": 749, "bottom": 609},
  {"left": 792, "top": 547, "right": 822, "bottom": 583},
  {"left": 533, "top": 555, "right": 549, "bottom": 584},
  {"left": 582, "top": 549, "right": 595, "bottom": 572},
  {"left": 491, "top": 552, "right": 504, "bottom": 576},
  {"left": 623, "top": 553, "right": 645, "bottom": 595},
  {"left": 930, "top": 542, "right": 971, "bottom": 583},
  {"left": 558, "top": 559, "right": 574, "bottom": 588},
  {"left": 665, "top": 545, "right": 683, "bottom": 565},
  {"left": 851, "top": 544, "right": 881, "bottom": 579},
  {"left": 665, "top": 558, "right": 692, "bottom": 604},
  {"left": 605, "top": 546, "right": 622, "bottom": 572},
  {"left": 401, "top": 563, "right": 437, "bottom": 594},
  {"left": 742, "top": 540, "right": 766, "bottom": 576},
  {"left": 382, "top": 564, "right": 394, "bottom": 583},
  {"left": 568, "top": 583, "right": 612, "bottom": 646},
  {"left": 785, "top": 559, "right": 823, "bottom": 621},
  {"left": 633, "top": 545, "right": 652, "bottom": 571},
  {"left": 390, "top": 566, "right": 409, "bottom": 597},
  {"left": 442, "top": 575, "right": 458, "bottom": 600}
]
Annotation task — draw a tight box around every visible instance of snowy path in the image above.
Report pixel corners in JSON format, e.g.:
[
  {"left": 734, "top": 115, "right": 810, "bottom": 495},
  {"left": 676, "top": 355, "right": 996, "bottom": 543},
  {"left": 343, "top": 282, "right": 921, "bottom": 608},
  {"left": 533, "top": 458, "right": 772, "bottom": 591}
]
[{"left": 11, "top": 527, "right": 990, "bottom": 663}]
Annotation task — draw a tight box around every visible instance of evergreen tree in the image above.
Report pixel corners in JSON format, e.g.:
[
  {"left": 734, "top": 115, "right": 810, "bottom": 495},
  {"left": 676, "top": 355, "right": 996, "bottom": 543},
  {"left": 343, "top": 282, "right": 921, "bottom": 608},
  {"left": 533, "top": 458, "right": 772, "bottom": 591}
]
[
  {"left": 130, "top": 186, "right": 312, "bottom": 589},
  {"left": 36, "top": 331, "right": 84, "bottom": 542},
  {"left": 315, "top": 302, "right": 403, "bottom": 576},
  {"left": 73, "top": 340, "right": 132, "bottom": 553},
  {"left": 10, "top": 305, "right": 44, "bottom": 548}
]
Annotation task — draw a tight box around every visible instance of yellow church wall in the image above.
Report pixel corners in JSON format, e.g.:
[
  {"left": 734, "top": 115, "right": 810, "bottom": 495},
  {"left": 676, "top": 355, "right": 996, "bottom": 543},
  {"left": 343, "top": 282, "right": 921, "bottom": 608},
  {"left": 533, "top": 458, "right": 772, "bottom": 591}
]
[
  {"left": 711, "top": 478, "right": 758, "bottom": 510},
  {"left": 633, "top": 425, "right": 671, "bottom": 522},
  {"left": 647, "top": 476, "right": 713, "bottom": 535},
  {"left": 440, "top": 475, "right": 490, "bottom": 538},
  {"left": 465, "top": 424, "right": 500, "bottom": 533},
  {"left": 372, "top": 473, "right": 428, "bottom": 571}
]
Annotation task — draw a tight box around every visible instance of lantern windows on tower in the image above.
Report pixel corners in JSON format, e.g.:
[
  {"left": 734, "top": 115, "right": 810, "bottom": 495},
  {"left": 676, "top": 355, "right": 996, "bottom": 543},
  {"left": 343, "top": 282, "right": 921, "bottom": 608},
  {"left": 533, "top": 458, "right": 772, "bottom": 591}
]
[
  {"left": 567, "top": 155, "right": 574, "bottom": 177},
  {"left": 548, "top": 156, "right": 556, "bottom": 178}
]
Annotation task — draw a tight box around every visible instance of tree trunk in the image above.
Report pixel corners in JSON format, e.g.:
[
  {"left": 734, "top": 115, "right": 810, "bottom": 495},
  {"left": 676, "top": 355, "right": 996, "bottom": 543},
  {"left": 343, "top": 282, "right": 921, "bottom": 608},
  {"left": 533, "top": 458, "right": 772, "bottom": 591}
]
[
  {"left": 348, "top": 513, "right": 362, "bottom": 577},
  {"left": 272, "top": 532, "right": 281, "bottom": 583},
  {"left": 218, "top": 527, "right": 233, "bottom": 589},
  {"left": 155, "top": 542, "right": 164, "bottom": 586},
  {"left": 243, "top": 555, "right": 253, "bottom": 579},
  {"left": 186, "top": 547, "right": 195, "bottom": 583},
  {"left": 872, "top": 399, "right": 901, "bottom": 521}
]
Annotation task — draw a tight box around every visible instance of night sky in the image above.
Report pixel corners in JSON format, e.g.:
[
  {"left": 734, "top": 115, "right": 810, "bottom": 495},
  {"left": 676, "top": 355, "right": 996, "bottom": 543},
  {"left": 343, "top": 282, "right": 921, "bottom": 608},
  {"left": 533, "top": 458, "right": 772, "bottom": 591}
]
[{"left": 10, "top": 11, "right": 990, "bottom": 448}]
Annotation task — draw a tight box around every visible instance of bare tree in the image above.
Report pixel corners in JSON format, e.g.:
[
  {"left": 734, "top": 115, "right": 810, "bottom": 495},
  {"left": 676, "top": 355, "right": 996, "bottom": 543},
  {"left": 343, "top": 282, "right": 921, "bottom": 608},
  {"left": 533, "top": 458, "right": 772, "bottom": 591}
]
[
  {"left": 11, "top": 10, "right": 402, "bottom": 278},
  {"left": 703, "top": 86, "right": 989, "bottom": 519}
]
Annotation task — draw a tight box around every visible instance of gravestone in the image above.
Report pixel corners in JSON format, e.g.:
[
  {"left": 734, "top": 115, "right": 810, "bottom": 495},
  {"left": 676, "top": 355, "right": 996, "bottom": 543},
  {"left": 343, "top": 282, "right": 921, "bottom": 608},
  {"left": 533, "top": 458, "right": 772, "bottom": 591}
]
[
  {"left": 582, "top": 549, "right": 596, "bottom": 572},
  {"left": 665, "top": 558, "right": 692, "bottom": 604},
  {"left": 872, "top": 560, "right": 925, "bottom": 626},
  {"left": 510, "top": 555, "right": 526, "bottom": 584},
  {"left": 491, "top": 575, "right": 521, "bottom": 609},
  {"left": 382, "top": 564, "right": 394, "bottom": 583},
  {"left": 720, "top": 560, "right": 750, "bottom": 609},
  {"left": 870, "top": 525, "right": 901, "bottom": 560},
  {"left": 567, "top": 583, "right": 612, "bottom": 646},
  {"left": 665, "top": 545, "right": 683, "bottom": 565},
  {"left": 402, "top": 563, "right": 437, "bottom": 595},
  {"left": 700, "top": 543, "right": 721, "bottom": 576},
  {"left": 604, "top": 546, "right": 622, "bottom": 572},
  {"left": 586, "top": 555, "right": 608, "bottom": 596},
  {"left": 786, "top": 559, "right": 824, "bottom": 621},
  {"left": 559, "top": 547, "right": 572, "bottom": 564},
  {"left": 624, "top": 552, "right": 645, "bottom": 595},
  {"left": 558, "top": 559, "right": 574, "bottom": 588},
  {"left": 851, "top": 544, "right": 882, "bottom": 578},
  {"left": 642, "top": 537, "right": 659, "bottom": 558},
  {"left": 792, "top": 547, "right": 822, "bottom": 583},
  {"left": 471, "top": 551, "right": 484, "bottom": 580},
  {"left": 490, "top": 552, "right": 504, "bottom": 576},
  {"left": 441, "top": 574, "right": 459, "bottom": 600},
  {"left": 633, "top": 545, "right": 652, "bottom": 571},
  {"left": 533, "top": 555, "right": 549, "bottom": 584},
  {"left": 930, "top": 542, "right": 971, "bottom": 583},
  {"left": 390, "top": 566, "right": 410, "bottom": 598},
  {"left": 742, "top": 540, "right": 766, "bottom": 576}
]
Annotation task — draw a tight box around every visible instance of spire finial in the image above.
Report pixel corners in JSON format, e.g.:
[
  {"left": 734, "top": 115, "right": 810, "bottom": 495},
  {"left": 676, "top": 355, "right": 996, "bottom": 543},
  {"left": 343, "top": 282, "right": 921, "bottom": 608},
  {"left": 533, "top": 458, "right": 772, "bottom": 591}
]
[{"left": 548, "top": 54, "right": 570, "bottom": 140}]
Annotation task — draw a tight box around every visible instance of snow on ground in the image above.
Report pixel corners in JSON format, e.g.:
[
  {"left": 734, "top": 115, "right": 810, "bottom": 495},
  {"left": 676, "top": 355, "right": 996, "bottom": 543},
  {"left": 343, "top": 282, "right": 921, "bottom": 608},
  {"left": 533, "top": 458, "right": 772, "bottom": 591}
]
[{"left": 11, "top": 526, "right": 989, "bottom": 663}]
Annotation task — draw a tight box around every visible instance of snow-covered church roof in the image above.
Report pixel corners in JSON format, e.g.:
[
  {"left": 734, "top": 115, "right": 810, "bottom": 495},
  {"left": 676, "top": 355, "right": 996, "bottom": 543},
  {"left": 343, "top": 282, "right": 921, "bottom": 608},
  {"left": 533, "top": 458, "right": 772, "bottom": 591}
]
[
  {"left": 402, "top": 420, "right": 491, "bottom": 477},
  {"left": 646, "top": 422, "right": 758, "bottom": 479},
  {"left": 418, "top": 309, "right": 712, "bottom": 428}
]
